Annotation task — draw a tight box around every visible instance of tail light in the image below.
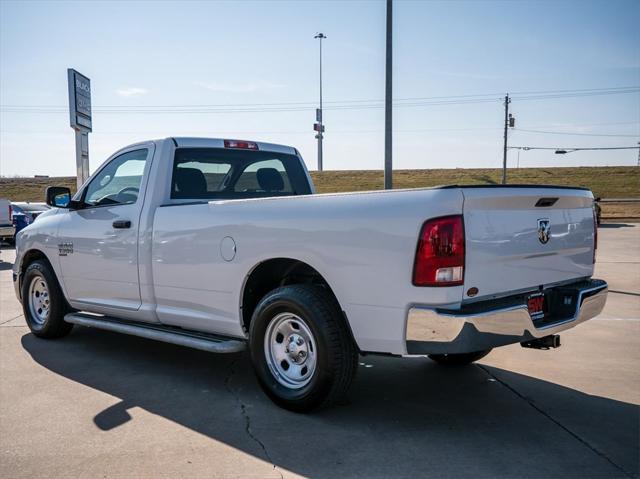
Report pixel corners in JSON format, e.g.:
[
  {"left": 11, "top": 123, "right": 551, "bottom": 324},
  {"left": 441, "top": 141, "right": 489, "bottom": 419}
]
[
  {"left": 8, "top": 204, "right": 12, "bottom": 219},
  {"left": 593, "top": 208, "right": 598, "bottom": 264},
  {"left": 224, "top": 139, "right": 258, "bottom": 150},
  {"left": 413, "top": 215, "right": 465, "bottom": 287}
]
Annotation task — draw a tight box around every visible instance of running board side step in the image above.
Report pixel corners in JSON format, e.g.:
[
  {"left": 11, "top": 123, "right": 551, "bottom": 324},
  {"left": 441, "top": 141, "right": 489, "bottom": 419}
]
[{"left": 64, "top": 313, "right": 246, "bottom": 354}]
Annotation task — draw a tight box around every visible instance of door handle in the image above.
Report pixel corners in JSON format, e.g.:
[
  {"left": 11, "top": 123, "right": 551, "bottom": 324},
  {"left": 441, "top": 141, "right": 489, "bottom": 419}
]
[{"left": 112, "top": 220, "right": 132, "bottom": 229}]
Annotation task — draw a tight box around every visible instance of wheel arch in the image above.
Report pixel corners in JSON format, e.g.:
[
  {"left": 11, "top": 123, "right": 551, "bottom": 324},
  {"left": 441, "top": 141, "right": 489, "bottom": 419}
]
[
  {"left": 240, "top": 257, "right": 358, "bottom": 348},
  {"left": 18, "top": 249, "right": 59, "bottom": 301},
  {"left": 20, "top": 248, "right": 52, "bottom": 272}
]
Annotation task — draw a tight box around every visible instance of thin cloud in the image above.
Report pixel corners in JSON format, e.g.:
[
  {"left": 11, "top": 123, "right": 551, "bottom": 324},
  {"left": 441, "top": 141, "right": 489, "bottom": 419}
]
[
  {"left": 195, "top": 81, "right": 284, "bottom": 93},
  {"left": 116, "top": 87, "right": 148, "bottom": 97}
]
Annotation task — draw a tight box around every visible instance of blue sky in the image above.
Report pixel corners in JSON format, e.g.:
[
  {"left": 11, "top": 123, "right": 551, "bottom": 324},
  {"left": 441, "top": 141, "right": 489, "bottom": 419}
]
[{"left": 1, "top": 0, "right": 639, "bottom": 177}]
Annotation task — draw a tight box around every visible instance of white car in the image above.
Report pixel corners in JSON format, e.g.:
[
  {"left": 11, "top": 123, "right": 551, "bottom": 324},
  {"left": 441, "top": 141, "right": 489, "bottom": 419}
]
[
  {"left": 13, "top": 138, "right": 607, "bottom": 411},
  {"left": 0, "top": 198, "right": 15, "bottom": 243}
]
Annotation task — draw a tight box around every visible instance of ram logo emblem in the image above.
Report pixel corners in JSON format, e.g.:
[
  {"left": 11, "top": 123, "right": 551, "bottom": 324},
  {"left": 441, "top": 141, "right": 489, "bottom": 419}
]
[{"left": 537, "top": 219, "right": 551, "bottom": 244}]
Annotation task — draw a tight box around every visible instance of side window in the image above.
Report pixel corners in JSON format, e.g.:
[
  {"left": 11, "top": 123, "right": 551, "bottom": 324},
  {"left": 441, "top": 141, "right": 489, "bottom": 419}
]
[
  {"left": 234, "top": 159, "right": 292, "bottom": 192},
  {"left": 84, "top": 149, "right": 148, "bottom": 207}
]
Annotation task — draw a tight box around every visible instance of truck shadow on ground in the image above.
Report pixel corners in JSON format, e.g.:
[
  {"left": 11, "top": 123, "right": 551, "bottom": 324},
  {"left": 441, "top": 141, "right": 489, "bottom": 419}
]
[{"left": 21, "top": 327, "right": 639, "bottom": 478}]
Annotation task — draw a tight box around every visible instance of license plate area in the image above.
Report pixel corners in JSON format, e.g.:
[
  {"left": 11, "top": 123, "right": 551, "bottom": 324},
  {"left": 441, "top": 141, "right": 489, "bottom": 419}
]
[{"left": 527, "top": 293, "right": 545, "bottom": 321}]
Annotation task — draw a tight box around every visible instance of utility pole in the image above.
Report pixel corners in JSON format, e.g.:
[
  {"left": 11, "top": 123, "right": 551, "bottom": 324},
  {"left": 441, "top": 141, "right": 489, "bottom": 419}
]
[
  {"left": 384, "top": 0, "right": 393, "bottom": 189},
  {"left": 501, "top": 94, "right": 511, "bottom": 184},
  {"left": 637, "top": 142, "right": 639, "bottom": 166},
  {"left": 314, "top": 33, "right": 326, "bottom": 171}
]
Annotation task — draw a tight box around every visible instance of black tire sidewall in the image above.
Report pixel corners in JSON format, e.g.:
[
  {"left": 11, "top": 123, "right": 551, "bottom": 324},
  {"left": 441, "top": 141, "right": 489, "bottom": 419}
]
[
  {"left": 249, "top": 287, "right": 340, "bottom": 410},
  {"left": 21, "top": 260, "right": 69, "bottom": 336}
]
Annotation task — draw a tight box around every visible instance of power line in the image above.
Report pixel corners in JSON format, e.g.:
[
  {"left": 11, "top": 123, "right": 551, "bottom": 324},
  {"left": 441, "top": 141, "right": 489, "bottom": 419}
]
[
  {"left": 2, "top": 85, "right": 637, "bottom": 108},
  {"left": 513, "top": 128, "right": 639, "bottom": 138},
  {"left": 1, "top": 86, "right": 638, "bottom": 114},
  {"left": 0, "top": 126, "right": 503, "bottom": 135},
  {"left": 4, "top": 125, "right": 638, "bottom": 136},
  {"left": 6, "top": 122, "right": 632, "bottom": 133},
  {"left": 508, "top": 146, "right": 640, "bottom": 151}
]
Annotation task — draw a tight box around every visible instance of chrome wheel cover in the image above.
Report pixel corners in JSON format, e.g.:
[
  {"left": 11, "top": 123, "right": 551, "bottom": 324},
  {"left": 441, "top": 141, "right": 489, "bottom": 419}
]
[
  {"left": 28, "top": 275, "right": 50, "bottom": 325},
  {"left": 264, "top": 312, "right": 317, "bottom": 389}
]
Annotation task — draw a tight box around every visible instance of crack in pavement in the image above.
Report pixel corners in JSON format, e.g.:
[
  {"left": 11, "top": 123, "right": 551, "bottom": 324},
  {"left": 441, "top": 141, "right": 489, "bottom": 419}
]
[
  {"left": 477, "top": 364, "right": 633, "bottom": 478},
  {"left": 609, "top": 290, "right": 640, "bottom": 297},
  {"left": 224, "top": 358, "right": 284, "bottom": 479},
  {"left": 0, "top": 314, "right": 23, "bottom": 326}
]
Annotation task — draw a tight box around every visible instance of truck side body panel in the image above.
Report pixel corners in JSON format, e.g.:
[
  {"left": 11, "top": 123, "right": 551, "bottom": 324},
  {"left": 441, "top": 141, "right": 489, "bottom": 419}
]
[{"left": 151, "top": 188, "right": 465, "bottom": 353}]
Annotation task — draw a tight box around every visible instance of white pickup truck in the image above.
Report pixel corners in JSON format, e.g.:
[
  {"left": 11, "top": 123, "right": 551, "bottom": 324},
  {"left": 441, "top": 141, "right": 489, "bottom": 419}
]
[{"left": 13, "top": 138, "right": 607, "bottom": 412}]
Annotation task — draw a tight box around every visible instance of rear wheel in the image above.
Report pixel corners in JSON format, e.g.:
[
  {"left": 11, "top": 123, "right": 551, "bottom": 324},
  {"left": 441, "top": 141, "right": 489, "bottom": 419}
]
[
  {"left": 428, "top": 349, "right": 492, "bottom": 366},
  {"left": 21, "top": 260, "right": 73, "bottom": 338},
  {"left": 249, "top": 285, "right": 358, "bottom": 413}
]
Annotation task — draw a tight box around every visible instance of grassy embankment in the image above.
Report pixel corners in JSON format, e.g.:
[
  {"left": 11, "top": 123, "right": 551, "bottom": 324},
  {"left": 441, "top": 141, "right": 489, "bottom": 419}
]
[{"left": 1, "top": 166, "right": 638, "bottom": 219}]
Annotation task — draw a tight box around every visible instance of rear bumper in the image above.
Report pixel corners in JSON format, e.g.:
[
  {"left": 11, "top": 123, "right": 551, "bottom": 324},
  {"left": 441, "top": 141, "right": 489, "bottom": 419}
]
[
  {"left": 0, "top": 224, "right": 15, "bottom": 238},
  {"left": 405, "top": 279, "right": 607, "bottom": 355}
]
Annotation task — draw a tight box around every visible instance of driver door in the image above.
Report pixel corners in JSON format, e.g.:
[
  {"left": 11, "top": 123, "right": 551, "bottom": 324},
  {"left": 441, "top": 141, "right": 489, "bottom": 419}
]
[{"left": 57, "top": 146, "right": 153, "bottom": 311}]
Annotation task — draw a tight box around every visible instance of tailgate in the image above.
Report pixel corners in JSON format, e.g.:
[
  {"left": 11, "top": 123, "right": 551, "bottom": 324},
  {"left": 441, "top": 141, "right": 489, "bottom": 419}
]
[{"left": 462, "top": 187, "right": 595, "bottom": 301}]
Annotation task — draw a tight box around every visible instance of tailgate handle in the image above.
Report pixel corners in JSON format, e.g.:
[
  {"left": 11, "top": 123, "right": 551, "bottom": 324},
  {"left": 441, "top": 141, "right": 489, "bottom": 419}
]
[
  {"left": 535, "top": 197, "right": 558, "bottom": 207},
  {"left": 112, "top": 220, "right": 132, "bottom": 229}
]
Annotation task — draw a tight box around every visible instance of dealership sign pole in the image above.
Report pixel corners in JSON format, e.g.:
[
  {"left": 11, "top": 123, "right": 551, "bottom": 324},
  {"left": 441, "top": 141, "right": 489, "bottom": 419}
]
[{"left": 67, "top": 69, "right": 92, "bottom": 189}]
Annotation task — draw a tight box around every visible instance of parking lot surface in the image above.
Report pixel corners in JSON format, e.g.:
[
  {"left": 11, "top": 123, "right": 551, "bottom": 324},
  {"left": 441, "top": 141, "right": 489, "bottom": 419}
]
[{"left": 1, "top": 224, "right": 638, "bottom": 478}]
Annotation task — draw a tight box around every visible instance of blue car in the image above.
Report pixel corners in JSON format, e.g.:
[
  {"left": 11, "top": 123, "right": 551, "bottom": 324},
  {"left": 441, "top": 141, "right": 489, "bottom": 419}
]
[{"left": 11, "top": 202, "right": 50, "bottom": 242}]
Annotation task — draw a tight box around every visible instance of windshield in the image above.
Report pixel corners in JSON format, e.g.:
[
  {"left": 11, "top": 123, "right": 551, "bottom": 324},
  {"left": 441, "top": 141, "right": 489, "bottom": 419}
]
[{"left": 171, "top": 148, "right": 312, "bottom": 200}]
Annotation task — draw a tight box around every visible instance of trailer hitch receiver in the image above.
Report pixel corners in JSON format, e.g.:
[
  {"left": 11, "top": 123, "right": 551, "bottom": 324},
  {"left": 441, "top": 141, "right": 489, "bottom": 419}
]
[{"left": 520, "top": 334, "right": 561, "bottom": 350}]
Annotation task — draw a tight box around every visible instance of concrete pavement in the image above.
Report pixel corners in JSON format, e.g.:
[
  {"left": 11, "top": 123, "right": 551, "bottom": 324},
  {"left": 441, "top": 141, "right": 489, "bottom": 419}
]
[{"left": 0, "top": 224, "right": 638, "bottom": 478}]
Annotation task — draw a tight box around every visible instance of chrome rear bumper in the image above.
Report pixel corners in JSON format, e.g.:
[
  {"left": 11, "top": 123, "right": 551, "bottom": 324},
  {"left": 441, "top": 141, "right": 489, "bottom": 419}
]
[{"left": 406, "top": 280, "right": 607, "bottom": 355}]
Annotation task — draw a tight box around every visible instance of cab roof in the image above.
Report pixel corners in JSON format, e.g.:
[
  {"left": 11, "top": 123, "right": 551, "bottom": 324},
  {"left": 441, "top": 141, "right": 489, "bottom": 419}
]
[{"left": 169, "top": 137, "right": 297, "bottom": 156}]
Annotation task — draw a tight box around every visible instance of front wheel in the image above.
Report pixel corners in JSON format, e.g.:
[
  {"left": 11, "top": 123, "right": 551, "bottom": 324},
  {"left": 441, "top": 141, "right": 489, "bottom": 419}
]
[
  {"left": 249, "top": 285, "right": 358, "bottom": 413},
  {"left": 21, "top": 260, "right": 73, "bottom": 338},
  {"left": 428, "top": 349, "right": 492, "bottom": 366}
]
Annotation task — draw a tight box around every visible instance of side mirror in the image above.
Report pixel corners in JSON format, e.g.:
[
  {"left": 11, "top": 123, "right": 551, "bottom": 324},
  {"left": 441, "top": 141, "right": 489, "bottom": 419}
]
[{"left": 46, "top": 186, "right": 72, "bottom": 208}]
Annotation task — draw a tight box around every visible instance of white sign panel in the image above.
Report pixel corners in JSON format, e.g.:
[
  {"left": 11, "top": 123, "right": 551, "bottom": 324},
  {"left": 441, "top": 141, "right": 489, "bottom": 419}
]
[{"left": 68, "top": 69, "right": 92, "bottom": 132}]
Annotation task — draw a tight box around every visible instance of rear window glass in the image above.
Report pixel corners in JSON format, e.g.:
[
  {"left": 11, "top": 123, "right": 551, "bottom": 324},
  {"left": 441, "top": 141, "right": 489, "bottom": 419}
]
[{"left": 171, "top": 148, "right": 311, "bottom": 200}]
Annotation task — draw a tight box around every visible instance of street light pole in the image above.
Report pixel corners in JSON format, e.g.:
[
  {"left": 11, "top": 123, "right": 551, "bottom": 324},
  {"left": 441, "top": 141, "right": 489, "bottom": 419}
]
[
  {"left": 384, "top": 0, "right": 393, "bottom": 189},
  {"left": 314, "top": 33, "right": 326, "bottom": 171}
]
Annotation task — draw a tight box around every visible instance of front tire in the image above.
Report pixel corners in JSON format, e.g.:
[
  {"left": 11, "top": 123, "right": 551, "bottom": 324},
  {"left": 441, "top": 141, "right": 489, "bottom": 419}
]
[
  {"left": 428, "top": 349, "right": 492, "bottom": 366},
  {"left": 249, "top": 285, "right": 358, "bottom": 413},
  {"left": 21, "top": 260, "right": 73, "bottom": 338}
]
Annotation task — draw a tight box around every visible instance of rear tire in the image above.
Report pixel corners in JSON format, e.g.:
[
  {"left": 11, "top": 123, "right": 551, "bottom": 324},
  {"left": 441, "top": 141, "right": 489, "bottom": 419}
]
[
  {"left": 21, "top": 260, "right": 73, "bottom": 338},
  {"left": 249, "top": 284, "right": 358, "bottom": 413},
  {"left": 428, "top": 349, "right": 492, "bottom": 366}
]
